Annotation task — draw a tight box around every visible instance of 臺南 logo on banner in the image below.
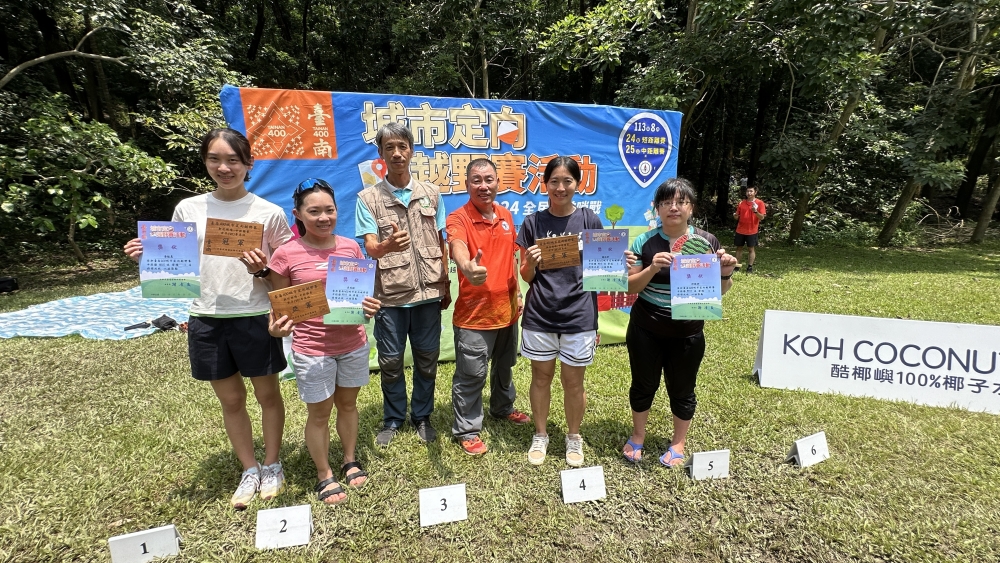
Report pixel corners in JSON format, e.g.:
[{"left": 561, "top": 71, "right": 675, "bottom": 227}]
[{"left": 618, "top": 112, "right": 672, "bottom": 188}]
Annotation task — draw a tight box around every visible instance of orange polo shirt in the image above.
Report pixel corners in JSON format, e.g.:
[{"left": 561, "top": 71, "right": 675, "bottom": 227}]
[{"left": 445, "top": 201, "right": 519, "bottom": 329}]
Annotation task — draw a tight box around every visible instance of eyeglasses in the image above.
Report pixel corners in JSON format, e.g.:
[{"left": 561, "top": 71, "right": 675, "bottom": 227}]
[{"left": 658, "top": 199, "right": 691, "bottom": 208}]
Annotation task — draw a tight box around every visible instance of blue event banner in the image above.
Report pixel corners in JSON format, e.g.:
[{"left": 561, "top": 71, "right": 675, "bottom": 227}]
[
  {"left": 582, "top": 229, "right": 629, "bottom": 291},
  {"left": 324, "top": 257, "right": 376, "bottom": 325},
  {"left": 670, "top": 254, "right": 722, "bottom": 320},
  {"left": 138, "top": 221, "right": 200, "bottom": 298},
  {"left": 219, "top": 86, "right": 682, "bottom": 236}
]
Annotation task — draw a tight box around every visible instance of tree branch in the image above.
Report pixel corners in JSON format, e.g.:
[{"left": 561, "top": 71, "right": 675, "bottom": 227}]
[{"left": 0, "top": 27, "right": 127, "bottom": 90}]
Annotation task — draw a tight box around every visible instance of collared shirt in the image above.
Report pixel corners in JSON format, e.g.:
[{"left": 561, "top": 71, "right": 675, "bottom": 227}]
[
  {"left": 446, "top": 201, "right": 518, "bottom": 329},
  {"left": 355, "top": 176, "right": 446, "bottom": 237}
]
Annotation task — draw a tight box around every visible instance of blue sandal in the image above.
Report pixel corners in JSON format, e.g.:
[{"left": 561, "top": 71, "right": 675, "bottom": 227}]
[
  {"left": 659, "top": 445, "right": 685, "bottom": 467},
  {"left": 623, "top": 439, "right": 644, "bottom": 463}
]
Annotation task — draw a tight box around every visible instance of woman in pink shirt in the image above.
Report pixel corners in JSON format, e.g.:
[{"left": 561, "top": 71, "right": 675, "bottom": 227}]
[{"left": 268, "top": 179, "right": 380, "bottom": 505}]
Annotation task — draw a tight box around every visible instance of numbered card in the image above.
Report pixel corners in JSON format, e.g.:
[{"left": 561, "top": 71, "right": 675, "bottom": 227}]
[
  {"left": 203, "top": 218, "right": 263, "bottom": 257},
  {"left": 108, "top": 524, "right": 181, "bottom": 563},
  {"left": 418, "top": 484, "right": 468, "bottom": 527},
  {"left": 138, "top": 221, "right": 200, "bottom": 298},
  {"left": 324, "top": 257, "right": 376, "bottom": 324},
  {"left": 786, "top": 431, "right": 830, "bottom": 468},
  {"left": 255, "top": 505, "right": 311, "bottom": 550},
  {"left": 560, "top": 466, "right": 606, "bottom": 504},
  {"left": 684, "top": 449, "right": 730, "bottom": 480},
  {"left": 268, "top": 280, "right": 330, "bottom": 323},
  {"left": 537, "top": 234, "right": 581, "bottom": 270},
  {"left": 582, "top": 229, "right": 629, "bottom": 291}
]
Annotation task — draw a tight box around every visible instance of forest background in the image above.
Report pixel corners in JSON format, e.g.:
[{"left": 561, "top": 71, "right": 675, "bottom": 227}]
[{"left": 2, "top": 0, "right": 999, "bottom": 263}]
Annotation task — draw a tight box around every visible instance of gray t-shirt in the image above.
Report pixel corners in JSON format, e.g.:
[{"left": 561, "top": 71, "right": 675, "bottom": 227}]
[{"left": 515, "top": 207, "right": 603, "bottom": 334}]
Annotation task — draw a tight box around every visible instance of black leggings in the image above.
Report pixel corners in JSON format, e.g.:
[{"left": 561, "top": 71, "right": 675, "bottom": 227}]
[{"left": 625, "top": 322, "right": 706, "bottom": 420}]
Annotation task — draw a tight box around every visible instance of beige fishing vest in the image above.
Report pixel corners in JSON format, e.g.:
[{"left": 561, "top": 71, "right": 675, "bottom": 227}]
[{"left": 357, "top": 178, "right": 448, "bottom": 306}]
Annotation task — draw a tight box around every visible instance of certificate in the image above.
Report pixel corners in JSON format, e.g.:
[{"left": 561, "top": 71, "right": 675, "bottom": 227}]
[
  {"left": 324, "top": 257, "right": 376, "bottom": 325},
  {"left": 670, "top": 254, "right": 723, "bottom": 320},
  {"left": 138, "top": 221, "right": 200, "bottom": 298},
  {"left": 203, "top": 218, "right": 264, "bottom": 257},
  {"left": 582, "top": 229, "right": 628, "bottom": 291},
  {"left": 268, "top": 280, "right": 330, "bottom": 323},
  {"left": 537, "top": 234, "right": 581, "bottom": 271}
]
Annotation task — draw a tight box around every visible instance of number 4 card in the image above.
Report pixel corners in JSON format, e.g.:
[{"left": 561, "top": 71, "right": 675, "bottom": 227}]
[{"left": 560, "top": 466, "right": 606, "bottom": 504}]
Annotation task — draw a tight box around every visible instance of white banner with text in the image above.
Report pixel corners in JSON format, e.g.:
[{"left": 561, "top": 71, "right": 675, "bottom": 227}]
[{"left": 754, "top": 310, "right": 1000, "bottom": 414}]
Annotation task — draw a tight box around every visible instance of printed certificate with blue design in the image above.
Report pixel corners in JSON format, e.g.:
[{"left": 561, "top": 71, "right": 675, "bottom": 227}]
[
  {"left": 670, "top": 254, "right": 722, "bottom": 320},
  {"left": 138, "top": 221, "right": 200, "bottom": 298},
  {"left": 582, "top": 229, "right": 629, "bottom": 291},
  {"left": 324, "top": 257, "right": 376, "bottom": 324}
]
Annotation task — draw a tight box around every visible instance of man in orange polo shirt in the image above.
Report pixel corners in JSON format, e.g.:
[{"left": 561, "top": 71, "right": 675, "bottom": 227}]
[{"left": 446, "top": 158, "right": 531, "bottom": 455}]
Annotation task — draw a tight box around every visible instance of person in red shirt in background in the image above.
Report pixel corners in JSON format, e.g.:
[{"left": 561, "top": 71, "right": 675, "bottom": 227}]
[
  {"left": 446, "top": 158, "right": 531, "bottom": 456},
  {"left": 733, "top": 185, "right": 766, "bottom": 273}
]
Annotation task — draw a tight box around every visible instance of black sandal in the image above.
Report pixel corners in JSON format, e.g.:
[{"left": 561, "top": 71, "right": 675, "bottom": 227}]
[
  {"left": 342, "top": 461, "right": 368, "bottom": 489},
  {"left": 315, "top": 477, "right": 346, "bottom": 504}
]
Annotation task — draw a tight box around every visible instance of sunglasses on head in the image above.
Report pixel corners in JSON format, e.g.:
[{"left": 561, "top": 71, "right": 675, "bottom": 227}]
[{"left": 295, "top": 178, "right": 335, "bottom": 197}]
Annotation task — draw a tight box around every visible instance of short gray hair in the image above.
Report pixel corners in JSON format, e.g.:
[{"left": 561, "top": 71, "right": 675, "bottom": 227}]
[{"left": 375, "top": 122, "right": 414, "bottom": 151}]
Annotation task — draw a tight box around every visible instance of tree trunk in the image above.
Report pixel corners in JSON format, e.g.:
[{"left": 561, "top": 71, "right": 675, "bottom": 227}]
[
  {"left": 27, "top": 6, "right": 79, "bottom": 105},
  {"left": 480, "top": 37, "right": 489, "bottom": 100},
  {"left": 971, "top": 170, "right": 1000, "bottom": 243},
  {"left": 877, "top": 179, "right": 922, "bottom": 246},
  {"left": 747, "top": 76, "right": 777, "bottom": 189},
  {"left": 787, "top": 90, "right": 862, "bottom": 241},
  {"left": 695, "top": 114, "right": 717, "bottom": 198},
  {"left": 686, "top": 0, "right": 698, "bottom": 35},
  {"left": 247, "top": 1, "right": 266, "bottom": 61},
  {"left": 787, "top": 3, "right": 892, "bottom": 243},
  {"left": 67, "top": 218, "right": 87, "bottom": 264},
  {"left": 270, "top": 0, "right": 293, "bottom": 41},
  {"left": 955, "top": 82, "right": 1000, "bottom": 216}
]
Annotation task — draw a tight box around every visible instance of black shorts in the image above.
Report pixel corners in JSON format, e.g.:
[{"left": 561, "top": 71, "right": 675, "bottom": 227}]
[
  {"left": 187, "top": 315, "right": 287, "bottom": 381},
  {"left": 734, "top": 232, "right": 759, "bottom": 247}
]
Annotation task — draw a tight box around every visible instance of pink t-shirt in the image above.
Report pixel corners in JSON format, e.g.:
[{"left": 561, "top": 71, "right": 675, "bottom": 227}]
[{"left": 269, "top": 236, "right": 368, "bottom": 357}]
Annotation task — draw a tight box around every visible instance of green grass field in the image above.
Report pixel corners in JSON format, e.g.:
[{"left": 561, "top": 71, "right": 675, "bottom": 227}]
[{"left": 3, "top": 242, "right": 1000, "bottom": 562}]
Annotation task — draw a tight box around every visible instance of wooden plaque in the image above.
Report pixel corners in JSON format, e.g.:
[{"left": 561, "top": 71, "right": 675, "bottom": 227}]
[
  {"left": 537, "top": 234, "right": 581, "bottom": 270},
  {"left": 268, "top": 280, "right": 330, "bottom": 323},
  {"left": 203, "top": 218, "right": 264, "bottom": 257}
]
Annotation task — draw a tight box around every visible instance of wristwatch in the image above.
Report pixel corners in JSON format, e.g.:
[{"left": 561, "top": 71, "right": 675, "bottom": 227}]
[
  {"left": 253, "top": 267, "right": 272, "bottom": 278},
  {"left": 721, "top": 273, "right": 732, "bottom": 280}
]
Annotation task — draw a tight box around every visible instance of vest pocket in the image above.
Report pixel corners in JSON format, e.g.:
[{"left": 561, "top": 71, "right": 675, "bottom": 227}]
[
  {"left": 416, "top": 245, "right": 446, "bottom": 285},
  {"left": 378, "top": 252, "right": 412, "bottom": 297}
]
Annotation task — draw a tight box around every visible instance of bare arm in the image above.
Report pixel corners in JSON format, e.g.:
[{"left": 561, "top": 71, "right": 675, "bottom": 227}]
[{"left": 519, "top": 246, "right": 540, "bottom": 284}]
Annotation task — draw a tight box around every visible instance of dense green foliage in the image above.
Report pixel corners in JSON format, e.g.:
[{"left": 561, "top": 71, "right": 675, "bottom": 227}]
[{"left": 2, "top": 0, "right": 999, "bottom": 261}]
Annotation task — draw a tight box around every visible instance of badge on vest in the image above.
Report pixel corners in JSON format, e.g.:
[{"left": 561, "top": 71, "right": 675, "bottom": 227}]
[
  {"left": 502, "top": 220, "right": 510, "bottom": 231},
  {"left": 419, "top": 196, "right": 430, "bottom": 208}
]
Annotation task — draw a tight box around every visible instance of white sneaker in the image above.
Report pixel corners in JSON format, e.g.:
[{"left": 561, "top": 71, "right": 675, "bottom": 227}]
[
  {"left": 259, "top": 461, "right": 285, "bottom": 501},
  {"left": 565, "top": 434, "right": 584, "bottom": 467},
  {"left": 231, "top": 465, "right": 261, "bottom": 510},
  {"left": 528, "top": 433, "right": 549, "bottom": 465}
]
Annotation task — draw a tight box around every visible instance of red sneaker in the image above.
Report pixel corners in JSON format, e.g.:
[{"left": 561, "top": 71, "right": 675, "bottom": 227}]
[
  {"left": 504, "top": 409, "right": 531, "bottom": 425},
  {"left": 460, "top": 436, "right": 488, "bottom": 456}
]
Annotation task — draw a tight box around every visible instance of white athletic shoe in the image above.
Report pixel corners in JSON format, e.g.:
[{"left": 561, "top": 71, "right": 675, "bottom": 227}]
[
  {"left": 528, "top": 434, "right": 549, "bottom": 465},
  {"left": 231, "top": 465, "right": 261, "bottom": 510},
  {"left": 565, "top": 434, "right": 585, "bottom": 467},
  {"left": 259, "top": 461, "right": 285, "bottom": 501}
]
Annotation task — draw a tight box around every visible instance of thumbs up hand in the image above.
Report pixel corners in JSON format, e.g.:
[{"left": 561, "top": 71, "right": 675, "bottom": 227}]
[
  {"left": 383, "top": 221, "right": 411, "bottom": 253},
  {"left": 464, "top": 248, "right": 488, "bottom": 286}
]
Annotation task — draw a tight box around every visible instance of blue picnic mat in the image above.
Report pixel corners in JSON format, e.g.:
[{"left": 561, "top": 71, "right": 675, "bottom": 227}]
[{"left": 0, "top": 286, "right": 192, "bottom": 340}]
